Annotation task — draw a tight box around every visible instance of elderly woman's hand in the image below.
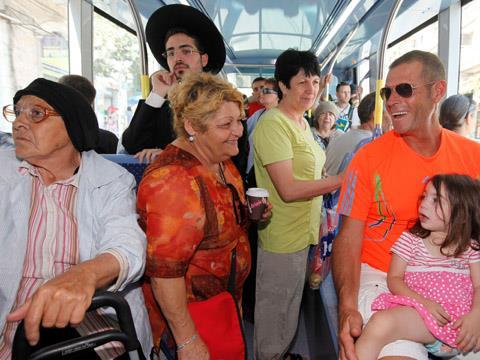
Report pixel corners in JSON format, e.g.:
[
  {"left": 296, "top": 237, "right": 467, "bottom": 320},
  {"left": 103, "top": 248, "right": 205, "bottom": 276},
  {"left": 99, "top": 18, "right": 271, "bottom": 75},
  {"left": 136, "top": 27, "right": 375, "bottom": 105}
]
[
  {"left": 7, "top": 266, "right": 96, "bottom": 345},
  {"left": 259, "top": 201, "right": 273, "bottom": 222},
  {"left": 177, "top": 336, "right": 210, "bottom": 360}
]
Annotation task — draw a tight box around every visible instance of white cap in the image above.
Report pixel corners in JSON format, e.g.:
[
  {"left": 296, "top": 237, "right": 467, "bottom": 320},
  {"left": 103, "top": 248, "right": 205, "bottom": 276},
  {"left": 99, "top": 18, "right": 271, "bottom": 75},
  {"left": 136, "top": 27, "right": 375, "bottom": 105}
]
[{"left": 246, "top": 187, "right": 269, "bottom": 197}]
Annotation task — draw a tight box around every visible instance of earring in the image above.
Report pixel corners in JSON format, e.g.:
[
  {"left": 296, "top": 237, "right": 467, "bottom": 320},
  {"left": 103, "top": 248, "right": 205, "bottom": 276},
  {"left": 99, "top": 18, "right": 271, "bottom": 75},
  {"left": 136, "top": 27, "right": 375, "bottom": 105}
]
[{"left": 188, "top": 134, "right": 195, "bottom": 142}]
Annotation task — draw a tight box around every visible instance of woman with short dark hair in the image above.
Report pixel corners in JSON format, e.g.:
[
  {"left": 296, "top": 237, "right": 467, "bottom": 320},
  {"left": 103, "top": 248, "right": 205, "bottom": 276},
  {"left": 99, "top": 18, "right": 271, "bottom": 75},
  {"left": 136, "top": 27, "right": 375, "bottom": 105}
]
[{"left": 253, "top": 49, "right": 342, "bottom": 359}]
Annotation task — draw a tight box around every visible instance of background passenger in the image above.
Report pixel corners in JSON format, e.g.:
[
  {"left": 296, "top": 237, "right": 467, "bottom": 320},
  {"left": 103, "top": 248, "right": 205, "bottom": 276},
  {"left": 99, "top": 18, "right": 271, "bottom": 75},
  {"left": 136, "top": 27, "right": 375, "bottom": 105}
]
[
  {"left": 246, "top": 77, "right": 280, "bottom": 179},
  {"left": 335, "top": 81, "right": 360, "bottom": 130},
  {"left": 439, "top": 94, "right": 477, "bottom": 138},
  {"left": 253, "top": 49, "right": 342, "bottom": 359},
  {"left": 247, "top": 76, "right": 266, "bottom": 117},
  {"left": 59, "top": 74, "right": 119, "bottom": 154},
  {"left": 311, "top": 100, "right": 339, "bottom": 150},
  {"left": 0, "top": 78, "right": 151, "bottom": 358},
  {"left": 325, "top": 92, "right": 392, "bottom": 176},
  {"left": 138, "top": 72, "right": 270, "bottom": 358}
]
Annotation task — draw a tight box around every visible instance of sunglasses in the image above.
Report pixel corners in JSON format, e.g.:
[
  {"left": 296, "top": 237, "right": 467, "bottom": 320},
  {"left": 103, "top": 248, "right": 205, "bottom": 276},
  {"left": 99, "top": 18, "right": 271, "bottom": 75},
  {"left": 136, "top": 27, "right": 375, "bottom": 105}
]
[
  {"left": 261, "top": 88, "right": 277, "bottom": 95},
  {"left": 380, "top": 81, "right": 436, "bottom": 101}
]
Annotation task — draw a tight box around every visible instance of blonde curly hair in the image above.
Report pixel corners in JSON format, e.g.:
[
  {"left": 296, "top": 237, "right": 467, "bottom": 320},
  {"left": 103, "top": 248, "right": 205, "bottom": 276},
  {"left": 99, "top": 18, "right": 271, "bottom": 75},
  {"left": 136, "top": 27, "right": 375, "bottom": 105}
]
[{"left": 169, "top": 72, "right": 245, "bottom": 138}]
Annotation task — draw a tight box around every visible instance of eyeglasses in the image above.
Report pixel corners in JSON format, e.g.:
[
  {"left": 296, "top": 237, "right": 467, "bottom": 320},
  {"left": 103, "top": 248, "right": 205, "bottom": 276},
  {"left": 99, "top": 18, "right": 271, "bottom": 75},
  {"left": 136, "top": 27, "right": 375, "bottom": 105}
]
[
  {"left": 162, "top": 46, "right": 202, "bottom": 59},
  {"left": 2, "top": 104, "right": 60, "bottom": 123},
  {"left": 261, "top": 88, "right": 277, "bottom": 95},
  {"left": 380, "top": 81, "right": 436, "bottom": 101}
]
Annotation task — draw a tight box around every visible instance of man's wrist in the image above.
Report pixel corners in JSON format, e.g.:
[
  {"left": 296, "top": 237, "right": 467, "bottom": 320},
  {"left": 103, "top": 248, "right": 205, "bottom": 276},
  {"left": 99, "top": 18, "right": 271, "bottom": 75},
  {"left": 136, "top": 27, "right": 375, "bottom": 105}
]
[{"left": 145, "top": 91, "right": 166, "bottom": 108}]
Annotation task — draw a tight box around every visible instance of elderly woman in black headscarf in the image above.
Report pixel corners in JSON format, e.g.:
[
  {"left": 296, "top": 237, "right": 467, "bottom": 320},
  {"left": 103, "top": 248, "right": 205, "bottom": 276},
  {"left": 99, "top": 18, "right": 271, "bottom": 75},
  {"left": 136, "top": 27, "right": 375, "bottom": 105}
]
[{"left": 0, "top": 78, "right": 151, "bottom": 358}]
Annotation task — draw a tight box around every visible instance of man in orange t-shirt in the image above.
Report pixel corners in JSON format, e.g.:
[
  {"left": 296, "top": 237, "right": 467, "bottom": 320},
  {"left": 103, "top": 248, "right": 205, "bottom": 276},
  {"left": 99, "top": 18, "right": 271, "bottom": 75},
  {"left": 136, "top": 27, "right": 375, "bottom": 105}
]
[{"left": 332, "top": 50, "right": 480, "bottom": 360}]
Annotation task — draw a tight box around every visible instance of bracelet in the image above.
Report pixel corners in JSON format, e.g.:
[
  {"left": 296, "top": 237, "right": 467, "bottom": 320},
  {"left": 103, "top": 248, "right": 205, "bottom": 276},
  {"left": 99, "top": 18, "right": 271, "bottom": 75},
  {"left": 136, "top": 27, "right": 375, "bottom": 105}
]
[{"left": 176, "top": 333, "right": 198, "bottom": 351}]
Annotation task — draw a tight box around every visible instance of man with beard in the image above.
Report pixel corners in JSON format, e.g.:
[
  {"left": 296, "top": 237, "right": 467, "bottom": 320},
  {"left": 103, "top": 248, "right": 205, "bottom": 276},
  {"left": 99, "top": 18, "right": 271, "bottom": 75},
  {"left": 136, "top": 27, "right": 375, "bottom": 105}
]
[{"left": 121, "top": 5, "right": 227, "bottom": 163}]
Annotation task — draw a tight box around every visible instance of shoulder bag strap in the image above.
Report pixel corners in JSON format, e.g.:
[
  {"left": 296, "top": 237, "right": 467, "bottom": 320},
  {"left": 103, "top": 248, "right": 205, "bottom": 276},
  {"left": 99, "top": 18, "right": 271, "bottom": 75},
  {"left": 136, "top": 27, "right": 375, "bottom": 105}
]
[{"left": 195, "top": 175, "right": 238, "bottom": 298}]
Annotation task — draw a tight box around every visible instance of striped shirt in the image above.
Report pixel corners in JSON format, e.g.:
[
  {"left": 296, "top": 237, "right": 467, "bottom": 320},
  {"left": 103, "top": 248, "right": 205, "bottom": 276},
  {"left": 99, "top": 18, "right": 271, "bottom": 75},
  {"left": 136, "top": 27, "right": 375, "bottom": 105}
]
[
  {"left": 392, "top": 231, "right": 480, "bottom": 274},
  {"left": 0, "top": 161, "right": 126, "bottom": 360}
]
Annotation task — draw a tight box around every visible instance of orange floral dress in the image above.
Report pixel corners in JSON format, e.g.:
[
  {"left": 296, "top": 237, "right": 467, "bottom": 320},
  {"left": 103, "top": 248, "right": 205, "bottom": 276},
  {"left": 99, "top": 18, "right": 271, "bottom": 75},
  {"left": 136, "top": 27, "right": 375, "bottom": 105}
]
[{"left": 137, "top": 144, "right": 251, "bottom": 348}]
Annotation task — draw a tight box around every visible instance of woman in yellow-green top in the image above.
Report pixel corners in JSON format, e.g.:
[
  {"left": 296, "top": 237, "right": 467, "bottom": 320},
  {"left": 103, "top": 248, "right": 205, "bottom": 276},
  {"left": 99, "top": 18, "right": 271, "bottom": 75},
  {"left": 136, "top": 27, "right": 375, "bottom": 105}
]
[{"left": 252, "top": 49, "right": 342, "bottom": 359}]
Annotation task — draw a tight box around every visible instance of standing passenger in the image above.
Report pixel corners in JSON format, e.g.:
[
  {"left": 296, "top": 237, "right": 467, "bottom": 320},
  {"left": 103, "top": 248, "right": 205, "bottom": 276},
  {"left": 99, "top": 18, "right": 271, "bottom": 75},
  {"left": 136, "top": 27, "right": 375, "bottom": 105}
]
[
  {"left": 121, "top": 4, "right": 226, "bottom": 162},
  {"left": 253, "top": 49, "right": 342, "bottom": 359},
  {"left": 311, "top": 101, "right": 339, "bottom": 151},
  {"left": 138, "top": 72, "right": 271, "bottom": 359},
  {"left": 247, "top": 77, "right": 267, "bottom": 117}
]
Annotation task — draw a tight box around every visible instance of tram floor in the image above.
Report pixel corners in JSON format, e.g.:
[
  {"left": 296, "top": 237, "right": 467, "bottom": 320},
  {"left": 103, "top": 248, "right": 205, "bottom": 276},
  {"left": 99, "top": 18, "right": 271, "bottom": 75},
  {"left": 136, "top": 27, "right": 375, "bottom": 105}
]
[{"left": 244, "top": 285, "right": 337, "bottom": 359}]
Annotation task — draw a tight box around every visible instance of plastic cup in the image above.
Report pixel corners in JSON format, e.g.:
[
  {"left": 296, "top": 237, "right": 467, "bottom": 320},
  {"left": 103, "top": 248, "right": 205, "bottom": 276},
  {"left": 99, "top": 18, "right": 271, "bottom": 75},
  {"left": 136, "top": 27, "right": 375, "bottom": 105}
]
[{"left": 246, "top": 187, "right": 269, "bottom": 221}]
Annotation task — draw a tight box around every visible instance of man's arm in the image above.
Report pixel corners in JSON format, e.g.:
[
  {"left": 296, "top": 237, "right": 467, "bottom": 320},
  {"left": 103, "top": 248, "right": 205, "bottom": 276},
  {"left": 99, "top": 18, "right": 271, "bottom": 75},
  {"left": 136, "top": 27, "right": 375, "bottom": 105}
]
[
  {"left": 332, "top": 216, "right": 365, "bottom": 360},
  {"left": 7, "top": 253, "right": 120, "bottom": 346},
  {"left": 122, "top": 100, "right": 168, "bottom": 154},
  {"left": 122, "top": 70, "right": 177, "bottom": 154}
]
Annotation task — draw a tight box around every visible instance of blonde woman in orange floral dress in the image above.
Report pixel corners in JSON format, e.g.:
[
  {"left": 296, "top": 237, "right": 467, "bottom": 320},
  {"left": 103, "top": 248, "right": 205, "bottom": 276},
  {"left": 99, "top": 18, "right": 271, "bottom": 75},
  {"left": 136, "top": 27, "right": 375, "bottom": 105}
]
[{"left": 138, "top": 72, "right": 270, "bottom": 360}]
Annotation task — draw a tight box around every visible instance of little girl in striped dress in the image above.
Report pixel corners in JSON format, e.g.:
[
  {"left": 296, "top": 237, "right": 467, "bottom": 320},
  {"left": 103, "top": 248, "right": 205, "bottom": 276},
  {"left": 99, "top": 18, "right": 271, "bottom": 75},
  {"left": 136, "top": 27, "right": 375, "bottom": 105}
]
[{"left": 355, "top": 174, "right": 480, "bottom": 359}]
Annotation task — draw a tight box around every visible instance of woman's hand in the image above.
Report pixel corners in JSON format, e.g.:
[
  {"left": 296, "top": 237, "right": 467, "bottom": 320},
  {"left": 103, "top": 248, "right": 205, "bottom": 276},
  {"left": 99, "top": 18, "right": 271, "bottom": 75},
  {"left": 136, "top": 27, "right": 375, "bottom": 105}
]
[
  {"left": 453, "top": 308, "right": 480, "bottom": 353},
  {"left": 421, "top": 299, "right": 451, "bottom": 326},
  {"left": 177, "top": 336, "right": 210, "bottom": 360},
  {"left": 259, "top": 201, "right": 273, "bottom": 222}
]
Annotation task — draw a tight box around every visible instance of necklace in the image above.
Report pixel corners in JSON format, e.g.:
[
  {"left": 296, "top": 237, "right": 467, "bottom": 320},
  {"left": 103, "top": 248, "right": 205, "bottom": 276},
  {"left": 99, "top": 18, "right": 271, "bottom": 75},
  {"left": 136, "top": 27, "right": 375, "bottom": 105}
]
[{"left": 217, "top": 162, "right": 227, "bottom": 185}]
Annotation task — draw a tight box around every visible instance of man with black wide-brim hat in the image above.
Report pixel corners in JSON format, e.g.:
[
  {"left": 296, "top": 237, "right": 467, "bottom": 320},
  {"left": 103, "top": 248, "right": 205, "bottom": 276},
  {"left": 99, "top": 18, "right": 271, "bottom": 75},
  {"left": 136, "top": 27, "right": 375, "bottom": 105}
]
[{"left": 121, "top": 4, "right": 226, "bottom": 162}]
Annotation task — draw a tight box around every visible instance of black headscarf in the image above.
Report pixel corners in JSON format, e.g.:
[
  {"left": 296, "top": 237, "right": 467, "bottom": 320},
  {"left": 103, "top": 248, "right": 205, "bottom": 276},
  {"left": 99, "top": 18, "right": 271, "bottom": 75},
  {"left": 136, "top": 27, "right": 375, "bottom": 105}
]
[{"left": 13, "top": 78, "right": 99, "bottom": 152}]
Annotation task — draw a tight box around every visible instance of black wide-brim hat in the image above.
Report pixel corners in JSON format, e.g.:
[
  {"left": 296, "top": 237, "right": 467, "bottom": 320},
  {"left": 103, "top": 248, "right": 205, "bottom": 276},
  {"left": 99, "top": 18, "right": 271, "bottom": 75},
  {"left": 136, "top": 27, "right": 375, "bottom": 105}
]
[{"left": 146, "top": 4, "right": 226, "bottom": 74}]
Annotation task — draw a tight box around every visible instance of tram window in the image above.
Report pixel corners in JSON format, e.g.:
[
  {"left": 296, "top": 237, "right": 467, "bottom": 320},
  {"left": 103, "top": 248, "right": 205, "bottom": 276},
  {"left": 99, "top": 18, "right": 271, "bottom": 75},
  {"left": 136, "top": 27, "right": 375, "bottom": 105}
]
[
  {"left": 93, "top": 12, "right": 141, "bottom": 138},
  {"left": 459, "top": 0, "right": 480, "bottom": 140},
  {"left": 385, "top": 21, "right": 439, "bottom": 70},
  {"left": 0, "top": 0, "right": 68, "bottom": 133}
]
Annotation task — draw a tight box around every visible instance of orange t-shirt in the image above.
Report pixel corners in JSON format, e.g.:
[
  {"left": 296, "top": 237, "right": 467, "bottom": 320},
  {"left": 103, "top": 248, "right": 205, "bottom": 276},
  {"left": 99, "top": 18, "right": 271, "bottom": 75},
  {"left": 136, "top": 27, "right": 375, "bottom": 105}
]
[{"left": 338, "top": 129, "right": 480, "bottom": 272}]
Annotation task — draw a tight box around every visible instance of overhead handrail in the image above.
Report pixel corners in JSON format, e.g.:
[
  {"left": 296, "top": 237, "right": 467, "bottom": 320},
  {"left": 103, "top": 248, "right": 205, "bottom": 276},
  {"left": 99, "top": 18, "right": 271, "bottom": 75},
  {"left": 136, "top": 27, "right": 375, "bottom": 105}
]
[
  {"left": 126, "top": 0, "right": 149, "bottom": 99},
  {"left": 321, "top": 25, "right": 358, "bottom": 99},
  {"left": 374, "top": 0, "right": 404, "bottom": 135}
]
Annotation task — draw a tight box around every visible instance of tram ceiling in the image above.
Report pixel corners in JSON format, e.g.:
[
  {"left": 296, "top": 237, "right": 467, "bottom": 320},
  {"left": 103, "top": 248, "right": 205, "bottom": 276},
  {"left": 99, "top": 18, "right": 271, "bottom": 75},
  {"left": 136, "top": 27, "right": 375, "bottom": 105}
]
[{"left": 130, "top": 0, "right": 459, "bottom": 75}]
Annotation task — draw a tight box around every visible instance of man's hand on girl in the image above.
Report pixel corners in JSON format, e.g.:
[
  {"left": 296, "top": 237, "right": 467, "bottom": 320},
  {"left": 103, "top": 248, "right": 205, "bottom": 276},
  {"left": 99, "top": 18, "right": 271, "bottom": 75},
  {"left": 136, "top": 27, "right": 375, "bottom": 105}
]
[{"left": 453, "top": 308, "right": 480, "bottom": 353}]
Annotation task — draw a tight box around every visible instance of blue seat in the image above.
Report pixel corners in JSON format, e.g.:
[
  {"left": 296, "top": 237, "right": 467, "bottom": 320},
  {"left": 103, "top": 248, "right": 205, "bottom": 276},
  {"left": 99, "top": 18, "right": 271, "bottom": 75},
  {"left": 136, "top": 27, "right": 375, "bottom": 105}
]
[{"left": 103, "top": 154, "right": 148, "bottom": 187}]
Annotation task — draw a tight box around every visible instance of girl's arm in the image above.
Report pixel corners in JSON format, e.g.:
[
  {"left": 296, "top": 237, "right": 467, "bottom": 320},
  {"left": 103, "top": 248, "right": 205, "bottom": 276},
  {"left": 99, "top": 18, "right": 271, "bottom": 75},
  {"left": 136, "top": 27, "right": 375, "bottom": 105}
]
[
  {"left": 387, "top": 253, "right": 451, "bottom": 325},
  {"left": 453, "top": 261, "right": 480, "bottom": 353}
]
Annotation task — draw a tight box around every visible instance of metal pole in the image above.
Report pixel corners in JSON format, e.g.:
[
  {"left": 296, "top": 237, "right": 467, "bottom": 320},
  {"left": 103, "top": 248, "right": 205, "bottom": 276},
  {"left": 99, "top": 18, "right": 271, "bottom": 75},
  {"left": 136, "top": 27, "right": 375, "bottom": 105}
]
[
  {"left": 377, "top": 0, "right": 404, "bottom": 79},
  {"left": 322, "top": 25, "right": 358, "bottom": 100},
  {"left": 373, "top": 0, "right": 403, "bottom": 136},
  {"left": 326, "top": 25, "right": 358, "bottom": 74},
  {"left": 126, "top": 0, "right": 150, "bottom": 99}
]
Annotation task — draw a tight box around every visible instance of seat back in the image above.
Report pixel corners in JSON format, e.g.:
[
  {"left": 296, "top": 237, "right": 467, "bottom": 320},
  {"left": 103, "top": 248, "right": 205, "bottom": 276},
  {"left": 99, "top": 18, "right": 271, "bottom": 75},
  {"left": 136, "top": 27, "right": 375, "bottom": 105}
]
[{"left": 103, "top": 154, "right": 148, "bottom": 188}]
